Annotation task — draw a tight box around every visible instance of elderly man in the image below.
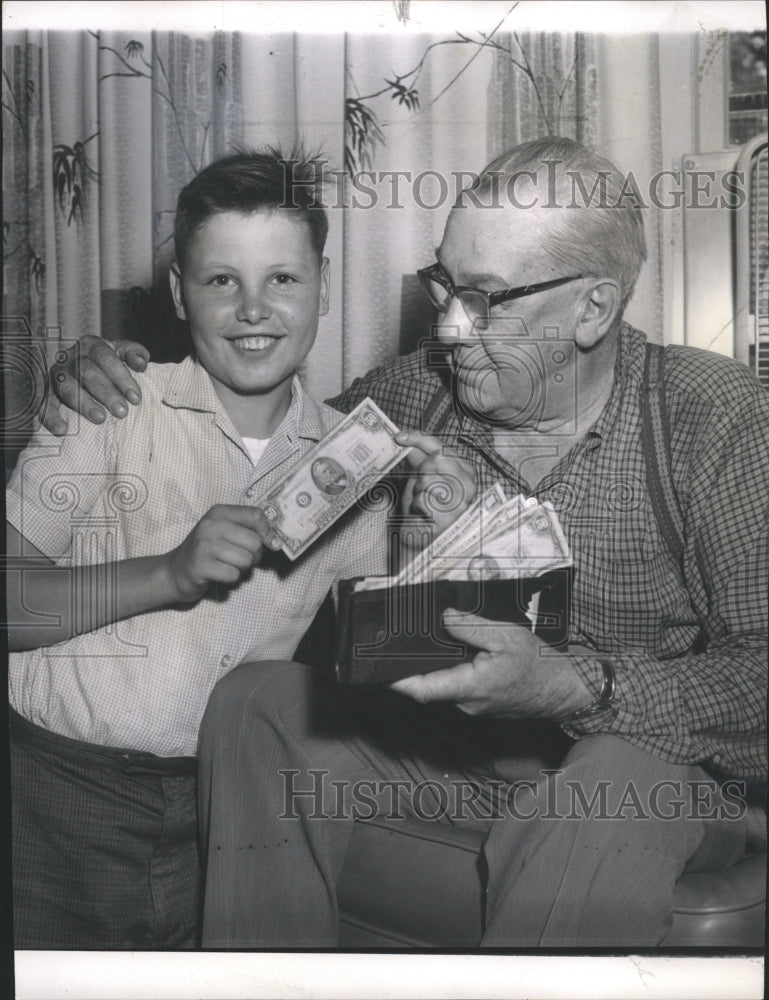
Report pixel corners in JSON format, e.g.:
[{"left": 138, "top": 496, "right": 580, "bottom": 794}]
[{"left": 42, "top": 137, "right": 768, "bottom": 946}]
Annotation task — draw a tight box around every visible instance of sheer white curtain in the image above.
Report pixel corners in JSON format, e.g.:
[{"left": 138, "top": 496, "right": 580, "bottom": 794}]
[{"left": 340, "top": 32, "right": 496, "bottom": 392}]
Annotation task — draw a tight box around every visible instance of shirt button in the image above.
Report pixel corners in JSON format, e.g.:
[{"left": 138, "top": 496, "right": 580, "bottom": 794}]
[
  {"left": 245, "top": 487, "right": 255, "bottom": 499},
  {"left": 220, "top": 654, "right": 232, "bottom": 668}
]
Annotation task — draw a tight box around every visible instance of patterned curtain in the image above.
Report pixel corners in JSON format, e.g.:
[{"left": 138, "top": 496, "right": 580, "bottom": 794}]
[
  {"left": 3, "top": 31, "right": 246, "bottom": 360},
  {"left": 3, "top": 22, "right": 708, "bottom": 449}
]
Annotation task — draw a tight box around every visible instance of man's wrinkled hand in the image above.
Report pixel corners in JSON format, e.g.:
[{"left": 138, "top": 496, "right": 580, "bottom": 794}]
[
  {"left": 42, "top": 336, "right": 150, "bottom": 435},
  {"left": 390, "top": 609, "right": 592, "bottom": 720}
]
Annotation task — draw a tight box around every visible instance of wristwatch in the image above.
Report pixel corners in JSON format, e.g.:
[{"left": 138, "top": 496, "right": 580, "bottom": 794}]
[{"left": 566, "top": 659, "right": 616, "bottom": 722}]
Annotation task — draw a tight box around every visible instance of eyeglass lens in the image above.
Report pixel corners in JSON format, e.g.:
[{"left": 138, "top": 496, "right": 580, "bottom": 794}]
[{"left": 424, "top": 274, "right": 490, "bottom": 329}]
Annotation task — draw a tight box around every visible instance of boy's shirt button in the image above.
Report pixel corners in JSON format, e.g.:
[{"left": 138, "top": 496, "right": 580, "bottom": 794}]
[
  {"left": 245, "top": 486, "right": 256, "bottom": 499},
  {"left": 220, "top": 654, "right": 233, "bottom": 668}
]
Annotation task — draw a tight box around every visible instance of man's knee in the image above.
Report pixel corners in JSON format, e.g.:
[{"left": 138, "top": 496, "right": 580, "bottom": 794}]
[
  {"left": 559, "top": 733, "right": 649, "bottom": 773},
  {"left": 201, "top": 659, "right": 312, "bottom": 733}
]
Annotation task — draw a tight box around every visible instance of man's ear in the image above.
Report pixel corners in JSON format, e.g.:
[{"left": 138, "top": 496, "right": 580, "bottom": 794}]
[
  {"left": 169, "top": 262, "right": 187, "bottom": 321},
  {"left": 318, "top": 257, "right": 330, "bottom": 317},
  {"left": 575, "top": 279, "right": 621, "bottom": 348}
]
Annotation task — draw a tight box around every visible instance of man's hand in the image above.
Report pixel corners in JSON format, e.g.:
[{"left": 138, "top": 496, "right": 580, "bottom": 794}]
[
  {"left": 162, "top": 505, "right": 283, "bottom": 604},
  {"left": 395, "top": 430, "right": 477, "bottom": 543},
  {"left": 391, "top": 609, "right": 593, "bottom": 720},
  {"left": 42, "top": 336, "right": 150, "bottom": 435}
]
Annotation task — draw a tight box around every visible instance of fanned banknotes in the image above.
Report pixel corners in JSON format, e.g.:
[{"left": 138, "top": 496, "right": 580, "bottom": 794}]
[
  {"left": 395, "top": 483, "right": 509, "bottom": 585},
  {"left": 355, "top": 482, "right": 571, "bottom": 591},
  {"left": 434, "top": 500, "right": 571, "bottom": 581},
  {"left": 257, "top": 397, "right": 410, "bottom": 560}
]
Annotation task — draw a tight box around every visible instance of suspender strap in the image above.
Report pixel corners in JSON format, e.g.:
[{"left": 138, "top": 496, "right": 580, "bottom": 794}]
[{"left": 641, "top": 341, "right": 686, "bottom": 569}]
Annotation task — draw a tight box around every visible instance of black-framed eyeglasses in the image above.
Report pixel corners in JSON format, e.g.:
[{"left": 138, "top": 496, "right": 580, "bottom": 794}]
[{"left": 417, "top": 263, "right": 584, "bottom": 330}]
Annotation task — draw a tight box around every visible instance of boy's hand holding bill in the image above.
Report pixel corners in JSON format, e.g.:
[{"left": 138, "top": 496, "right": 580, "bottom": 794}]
[{"left": 164, "top": 504, "right": 283, "bottom": 604}]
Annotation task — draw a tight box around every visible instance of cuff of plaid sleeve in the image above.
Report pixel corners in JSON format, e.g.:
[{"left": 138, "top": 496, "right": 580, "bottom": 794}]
[{"left": 560, "top": 657, "right": 618, "bottom": 733}]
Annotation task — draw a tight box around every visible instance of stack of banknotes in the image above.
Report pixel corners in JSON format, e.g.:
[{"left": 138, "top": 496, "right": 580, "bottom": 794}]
[{"left": 355, "top": 482, "right": 572, "bottom": 592}]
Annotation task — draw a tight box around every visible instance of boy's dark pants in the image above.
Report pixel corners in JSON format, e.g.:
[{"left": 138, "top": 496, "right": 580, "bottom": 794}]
[{"left": 10, "top": 709, "right": 199, "bottom": 950}]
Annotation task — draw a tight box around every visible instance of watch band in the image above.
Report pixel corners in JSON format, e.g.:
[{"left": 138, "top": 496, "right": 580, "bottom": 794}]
[{"left": 566, "top": 659, "right": 616, "bottom": 722}]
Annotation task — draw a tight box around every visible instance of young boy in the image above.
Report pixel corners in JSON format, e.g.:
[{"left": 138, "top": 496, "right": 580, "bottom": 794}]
[{"left": 5, "top": 149, "right": 395, "bottom": 950}]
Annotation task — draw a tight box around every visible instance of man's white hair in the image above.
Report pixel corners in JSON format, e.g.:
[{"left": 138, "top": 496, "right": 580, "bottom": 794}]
[{"left": 470, "top": 136, "right": 648, "bottom": 309}]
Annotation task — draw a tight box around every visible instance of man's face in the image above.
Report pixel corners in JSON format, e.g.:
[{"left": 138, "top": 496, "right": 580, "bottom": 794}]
[
  {"left": 434, "top": 201, "right": 586, "bottom": 429},
  {"left": 170, "top": 209, "right": 329, "bottom": 414}
]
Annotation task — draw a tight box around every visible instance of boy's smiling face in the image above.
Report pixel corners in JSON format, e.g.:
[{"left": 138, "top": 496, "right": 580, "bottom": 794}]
[{"left": 170, "top": 209, "right": 329, "bottom": 436}]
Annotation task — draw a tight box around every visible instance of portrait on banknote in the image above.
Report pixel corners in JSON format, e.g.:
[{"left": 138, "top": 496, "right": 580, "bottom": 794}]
[
  {"left": 311, "top": 457, "right": 349, "bottom": 497},
  {"left": 468, "top": 556, "right": 502, "bottom": 582}
]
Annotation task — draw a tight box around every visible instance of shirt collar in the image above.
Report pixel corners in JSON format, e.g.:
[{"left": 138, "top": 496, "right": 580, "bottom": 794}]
[
  {"left": 456, "top": 408, "right": 495, "bottom": 450},
  {"left": 162, "top": 355, "right": 222, "bottom": 413},
  {"left": 161, "top": 356, "right": 327, "bottom": 443},
  {"left": 587, "top": 321, "right": 648, "bottom": 441},
  {"left": 282, "top": 374, "right": 327, "bottom": 443}
]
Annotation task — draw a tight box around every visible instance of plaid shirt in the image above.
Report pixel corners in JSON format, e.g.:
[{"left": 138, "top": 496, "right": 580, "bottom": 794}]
[
  {"left": 328, "top": 324, "right": 769, "bottom": 782},
  {"left": 8, "top": 359, "right": 387, "bottom": 756}
]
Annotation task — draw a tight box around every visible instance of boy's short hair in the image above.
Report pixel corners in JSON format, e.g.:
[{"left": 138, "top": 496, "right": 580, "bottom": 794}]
[{"left": 174, "top": 146, "right": 329, "bottom": 267}]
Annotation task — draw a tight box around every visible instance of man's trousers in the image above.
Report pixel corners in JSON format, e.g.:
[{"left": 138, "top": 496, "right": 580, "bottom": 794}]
[{"left": 198, "top": 660, "right": 749, "bottom": 948}]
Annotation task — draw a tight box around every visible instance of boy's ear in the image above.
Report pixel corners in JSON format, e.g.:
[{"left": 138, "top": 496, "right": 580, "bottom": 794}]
[
  {"left": 318, "top": 257, "right": 330, "bottom": 318},
  {"left": 169, "top": 262, "right": 187, "bottom": 321}
]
